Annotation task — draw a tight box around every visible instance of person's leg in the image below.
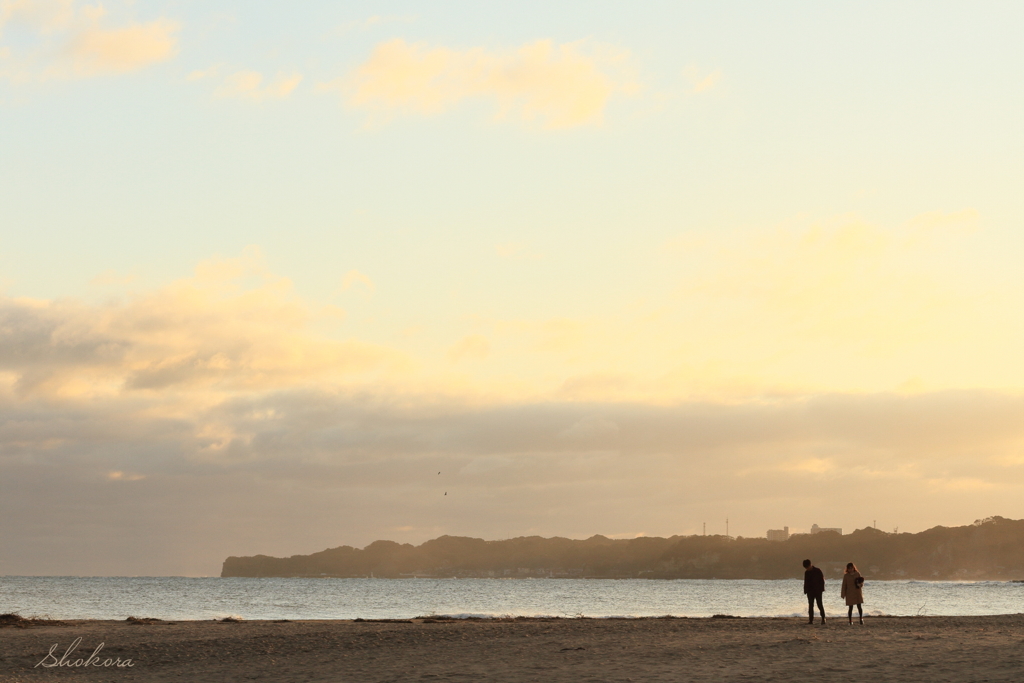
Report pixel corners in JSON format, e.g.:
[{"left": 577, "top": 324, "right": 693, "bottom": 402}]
[
  {"left": 807, "top": 595, "right": 815, "bottom": 624},
  {"left": 815, "top": 594, "right": 825, "bottom": 623},
  {"left": 857, "top": 603, "right": 863, "bottom": 624},
  {"left": 847, "top": 605, "right": 853, "bottom": 623}
]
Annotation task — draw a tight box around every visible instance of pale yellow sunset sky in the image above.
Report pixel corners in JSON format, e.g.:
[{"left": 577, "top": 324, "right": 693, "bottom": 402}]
[{"left": 1, "top": 0, "right": 1022, "bottom": 575}]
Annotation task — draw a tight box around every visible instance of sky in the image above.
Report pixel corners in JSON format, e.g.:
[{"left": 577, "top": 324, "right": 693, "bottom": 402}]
[{"left": 1, "top": 0, "right": 1022, "bottom": 576}]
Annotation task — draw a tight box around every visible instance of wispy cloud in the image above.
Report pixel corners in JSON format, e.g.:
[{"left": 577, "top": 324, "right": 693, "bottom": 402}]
[
  {"left": 326, "top": 38, "right": 639, "bottom": 129},
  {"left": 68, "top": 15, "right": 178, "bottom": 75},
  {"left": 329, "top": 13, "right": 416, "bottom": 36},
  {"left": 107, "top": 470, "right": 145, "bottom": 481},
  {"left": 89, "top": 270, "right": 137, "bottom": 287},
  {"left": 189, "top": 65, "right": 302, "bottom": 101},
  {"left": 0, "top": 0, "right": 76, "bottom": 34},
  {"left": 216, "top": 70, "right": 301, "bottom": 101},
  {"left": 340, "top": 270, "right": 375, "bottom": 293},
  {"left": 495, "top": 242, "right": 544, "bottom": 260},
  {"left": 448, "top": 334, "right": 490, "bottom": 363},
  {"left": 0, "top": 0, "right": 178, "bottom": 82},
  {"left": 659, "top": 210, "right": 992, "bottom": 372},
  {"left": 682, "top": 64, "right": 721, "bottom": 94}
]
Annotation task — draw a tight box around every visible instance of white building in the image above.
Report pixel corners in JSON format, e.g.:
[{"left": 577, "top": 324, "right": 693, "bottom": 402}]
[
  {"left": 766, "top": 526, "right": 790, "bottom": 541},
  {"left": 810, "top": 524, "right": 842, "bottom": 535}
]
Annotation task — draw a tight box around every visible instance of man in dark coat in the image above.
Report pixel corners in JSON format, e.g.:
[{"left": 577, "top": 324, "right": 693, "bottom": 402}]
[{"left": 803, "top": 559, "right": 826, "bottom": 624}]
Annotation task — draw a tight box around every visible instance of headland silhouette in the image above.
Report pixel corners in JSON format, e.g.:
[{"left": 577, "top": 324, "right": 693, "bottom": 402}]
[{"left": 222, "top": 516, "right": 1024, "bottom": 580}]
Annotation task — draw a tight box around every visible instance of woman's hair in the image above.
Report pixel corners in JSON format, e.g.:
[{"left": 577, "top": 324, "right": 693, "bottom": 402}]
[{"left": 845, "top": 562, "right": 859, "bottom": 573}]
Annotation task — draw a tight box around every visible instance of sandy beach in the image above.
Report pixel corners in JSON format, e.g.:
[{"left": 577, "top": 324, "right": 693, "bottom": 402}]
[{"left": 2, "top": 614, "right": 1022, "bottom": 682}]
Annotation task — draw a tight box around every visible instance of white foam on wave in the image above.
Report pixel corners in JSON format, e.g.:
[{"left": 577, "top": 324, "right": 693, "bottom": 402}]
[
  {"left": 427, "top": 613, "right": 561, "bottom": 620},
  {"left": 427, "top": 612, "right": 825, "bottom": 619}
]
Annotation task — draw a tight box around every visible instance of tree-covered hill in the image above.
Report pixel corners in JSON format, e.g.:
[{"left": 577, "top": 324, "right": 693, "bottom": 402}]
[{"left": 221, "top": 516, "right": 1024, "bottom": 580}]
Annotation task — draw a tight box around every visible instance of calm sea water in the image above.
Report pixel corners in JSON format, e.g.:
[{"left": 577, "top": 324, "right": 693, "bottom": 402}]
[{"left": 2, "top": 577, "right": 1021, "bottom": 621}]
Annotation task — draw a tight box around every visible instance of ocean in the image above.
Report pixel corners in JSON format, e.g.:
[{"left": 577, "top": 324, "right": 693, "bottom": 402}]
[{"left": 3, "top": 577, "right": 1022, "bottom": 621}]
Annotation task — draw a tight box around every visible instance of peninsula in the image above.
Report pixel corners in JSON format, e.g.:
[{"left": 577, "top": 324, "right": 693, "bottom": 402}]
[{"left": 222, "top": 516, "right": 1024, "bottom": 580}]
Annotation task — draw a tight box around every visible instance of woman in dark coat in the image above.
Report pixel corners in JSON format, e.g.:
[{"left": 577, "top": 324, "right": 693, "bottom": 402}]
[{"left": 841, "top": 562, "right": 864, "bottom": 624}]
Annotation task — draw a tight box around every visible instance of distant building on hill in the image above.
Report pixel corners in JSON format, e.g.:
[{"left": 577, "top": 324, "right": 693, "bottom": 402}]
[
  {"left": 811, "top": 524, "right": 842, "bottom": 535},
  {"left": 766, "top": 527, "right": 790, "bottom": 541}
]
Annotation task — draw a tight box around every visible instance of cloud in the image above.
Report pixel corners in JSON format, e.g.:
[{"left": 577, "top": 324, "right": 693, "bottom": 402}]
[
  {"left": 683, "top": 64, "right": 721, "bottom": 93},
  {"left": 637, "top": 209, "right": 1021, "bottom": 398},
  {"left": 340, "top": 270, "right": 374, "bottom": 293},
  {"left": 496, "top": 242, "right": 544, "bottom": 260},
  {"left": 214, "top": 70, "right": 302, "bottom": 101},
  {"left": 90, "top": 269, "right": 137, "bottom": 286},
  {"left": 0, "top": 248, "right": 406, "bottom": 398},
  {"left": 926, "top": 477, "right": 996, "bottom": 492},
  {"left": 672, "top": 212, "right": 971, "bottom": 345},
  {"left": 67, "top": 17, "right": 178, "bottom": 75},
  {"left": 107, "top": 470, "right": 144, "bottom": 481},
  {"left": 1, "top": 222, "right": 1022, "bottom": 575},
  {"left": 905, "top": 208, "right": 979, "bottom": 243},
  {"left": 393, "top": 208, "right": 1018, "bottom": 406},
  {"left": 330, "top": 14, "right": 416, "bottom": 36},
  {"left": 331, "top": 38, "right": 638, "bottom": 128},
  {"left": 0, "top": 0, "right": 75, "bottom": 34},
  {"left": 559, "top": 415, "right": 620, "bottom": 443},
  {"left": 189, "top": 65, "right": 302, "bottom": 101},
  {"left": 186, "top": 64, "right": 218, "bottom": 81},
  {"left": 492, "top": 318, "right": 587, "bottom": 355},
  {"left": 3, "top": 386, "right": 1024, "bottom": 575},
  {"left": 448, "top": 334, "right": 490, "bottom": 363},
  {"left": 0, "top": 0, "right": 178, "bottom": 82},
  {"left": 557, "top": 373, "right": 630, "bottom": 401}
]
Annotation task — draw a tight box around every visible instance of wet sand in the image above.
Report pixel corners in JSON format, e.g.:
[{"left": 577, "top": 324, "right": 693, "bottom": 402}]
[{"left": 2, "top": 614, "right": 1023, "bottom": 682}]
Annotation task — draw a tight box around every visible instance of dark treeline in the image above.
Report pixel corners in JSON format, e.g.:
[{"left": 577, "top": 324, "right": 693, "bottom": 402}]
[{"left": 221, "top": 516, "right": 1024, "bottom": 581}]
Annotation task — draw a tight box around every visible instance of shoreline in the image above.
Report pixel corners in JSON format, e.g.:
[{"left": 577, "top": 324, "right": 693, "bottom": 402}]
[
  {"left": 7, "top": 576, "right": 1023, "bottom": 622},
  {"left": 8, "top": 575, "right": 1024, "bottom": 582},
  {"left": 4, "top": 614, "right": 1022, "bottom": 682}
]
